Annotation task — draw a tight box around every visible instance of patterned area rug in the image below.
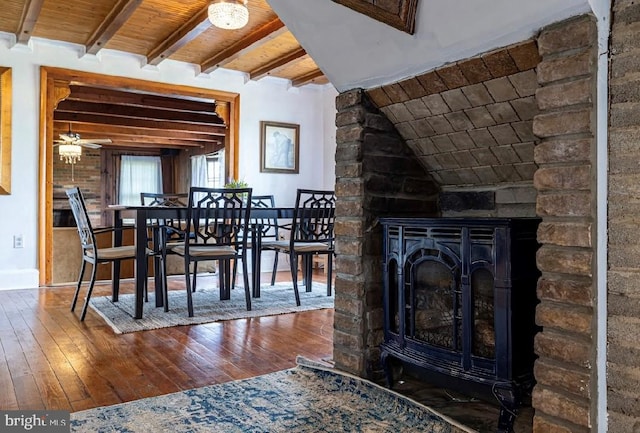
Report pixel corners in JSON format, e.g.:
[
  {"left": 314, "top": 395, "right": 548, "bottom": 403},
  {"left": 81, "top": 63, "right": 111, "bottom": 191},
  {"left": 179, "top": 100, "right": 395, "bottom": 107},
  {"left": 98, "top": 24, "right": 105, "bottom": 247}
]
[
  {"left": 70, "top": 357, "right": 475, "bottom": 433},
  {"left": 89, "top": 281, "right": 333, "bottom": 334}
]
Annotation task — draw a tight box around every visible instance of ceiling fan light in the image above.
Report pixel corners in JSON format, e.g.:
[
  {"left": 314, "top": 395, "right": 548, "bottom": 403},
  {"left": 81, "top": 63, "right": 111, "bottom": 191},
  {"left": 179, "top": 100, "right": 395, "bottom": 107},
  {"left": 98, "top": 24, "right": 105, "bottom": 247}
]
[
  {"left": 208, "top": 0, "right": 249, "bottom": 30},
  {"left": 59, "top": 144, "right": 82, "bottom": 165}
]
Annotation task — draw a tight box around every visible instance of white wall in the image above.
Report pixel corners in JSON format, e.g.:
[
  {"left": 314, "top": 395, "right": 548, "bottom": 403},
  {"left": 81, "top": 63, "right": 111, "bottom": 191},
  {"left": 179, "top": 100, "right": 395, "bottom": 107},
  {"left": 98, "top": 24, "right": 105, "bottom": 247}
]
[
  {"left": 0, "top": 35, "right": 337, "bottom": 289},
  {"left": 269, "top": 0, "right": 592, "bottom": 92},
  {"left": 322, "top": 88, "right": 338, "bottom": 190}
]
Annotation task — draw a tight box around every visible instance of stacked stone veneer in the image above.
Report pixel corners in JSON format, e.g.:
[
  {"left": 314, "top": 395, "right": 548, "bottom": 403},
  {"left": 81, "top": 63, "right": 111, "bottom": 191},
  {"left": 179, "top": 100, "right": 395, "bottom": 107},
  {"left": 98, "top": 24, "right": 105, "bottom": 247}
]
[
  {"left": 531, "top": 16, "right": 597, "bottom": 433},
  {"left": 367, "top": 38, "right": 541, "bottom": 217},
  {"left": 608, "top": 0, "right": 640, "bottom": 430},
  {"left": 333, "top": 14, "right": 598, "bottom": 433},
  {"left": 333, "top": 90, "right": 440, "bottom": 376}
]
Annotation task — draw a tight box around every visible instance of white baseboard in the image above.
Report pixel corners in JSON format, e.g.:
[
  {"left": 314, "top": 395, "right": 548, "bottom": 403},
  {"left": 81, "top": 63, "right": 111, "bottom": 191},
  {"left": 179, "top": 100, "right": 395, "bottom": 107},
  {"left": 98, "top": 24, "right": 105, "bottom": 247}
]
[{"left": 0, "top": 269, "right": 39, "bottom": 290}]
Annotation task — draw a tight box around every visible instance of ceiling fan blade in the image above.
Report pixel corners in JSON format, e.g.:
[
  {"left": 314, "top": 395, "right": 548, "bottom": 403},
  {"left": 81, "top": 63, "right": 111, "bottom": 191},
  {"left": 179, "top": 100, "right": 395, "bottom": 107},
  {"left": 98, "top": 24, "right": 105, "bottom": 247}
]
[
  {"left": 76, "top": 138, "right": 112, "bottom": 144},
  {"left": 80, "top": 142, "right": 104, "bottom": 149},
  {"left": 59, "top": 133, "right": 76, "bottom": 141}
]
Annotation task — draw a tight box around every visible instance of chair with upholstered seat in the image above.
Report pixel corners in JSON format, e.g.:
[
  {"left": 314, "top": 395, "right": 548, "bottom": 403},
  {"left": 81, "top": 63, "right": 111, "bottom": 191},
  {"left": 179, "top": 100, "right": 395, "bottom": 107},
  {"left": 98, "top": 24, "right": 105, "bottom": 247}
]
[
  {"left": 170, "top": 186, "right": 253, "bottom": 317},
  {"left": 270, "top": 189, "right": 336, "bottom": 306},
  {"left": 66, "top": 187, "right": 152, "bottom": 321}
]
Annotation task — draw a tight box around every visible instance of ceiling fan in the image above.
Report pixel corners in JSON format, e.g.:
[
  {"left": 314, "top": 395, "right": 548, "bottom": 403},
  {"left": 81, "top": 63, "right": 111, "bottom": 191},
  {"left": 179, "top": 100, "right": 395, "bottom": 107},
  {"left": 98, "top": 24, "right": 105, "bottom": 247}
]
[
  {"left": 54, "top": 125, "right": 112, "bottom": 181},
  {"left": 54, "top": 126, "right": 112, "bottom": 150}
]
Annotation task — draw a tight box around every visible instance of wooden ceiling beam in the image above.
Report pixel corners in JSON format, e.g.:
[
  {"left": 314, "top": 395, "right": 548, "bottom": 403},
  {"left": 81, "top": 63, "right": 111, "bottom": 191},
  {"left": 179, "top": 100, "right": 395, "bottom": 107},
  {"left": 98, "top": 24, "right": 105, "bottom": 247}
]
[
  {"left": 56, "top": 100, "right": 224, "bottom": 125},
  {"left": 85, "top": 0, "right": 143, "bottom": 55},
  {"left": 54, "top": 121, "right": 220, "bottom": 144},
  {"left": 105, "top": 142, "right": 205, "bottom": 150},
  {"left": 54, "top": 112, "right": 225, "bottom": 135},
  {"left": 107, "top": 139, "right": 208, "bottom": 148},
  {"left": 16, "top": 0, "right": 45, "bottom": 44},
  {"left": 53, "top": 126, "right": 212, "bottom": 147},
  {"left": 291, "top": 69, "right": 326, "bottom": 87},
  {"left": 52, "top": 124, "right": 222, "bottom": 147},
  {"left": 331, "top": 0, "right": 418, "bottom": 34},
  {"left": 67, "top": 85, "right": 218, "bottom": 113},
  {"left": 146, "top": 6, "right": 211, "bottom": 66},
  {"left": 249, "top": 47, "right": 307, "bottom": 81},
  {"left": 201, "top": 18, "right": 287, "bottom": 74}
]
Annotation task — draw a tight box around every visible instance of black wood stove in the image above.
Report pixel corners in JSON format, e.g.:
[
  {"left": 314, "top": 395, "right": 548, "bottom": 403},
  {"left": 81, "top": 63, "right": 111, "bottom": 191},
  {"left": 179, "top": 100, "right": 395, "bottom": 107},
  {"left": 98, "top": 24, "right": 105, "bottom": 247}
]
[{"left": 379, "top": 217, "right": 541, "bottom": 433}]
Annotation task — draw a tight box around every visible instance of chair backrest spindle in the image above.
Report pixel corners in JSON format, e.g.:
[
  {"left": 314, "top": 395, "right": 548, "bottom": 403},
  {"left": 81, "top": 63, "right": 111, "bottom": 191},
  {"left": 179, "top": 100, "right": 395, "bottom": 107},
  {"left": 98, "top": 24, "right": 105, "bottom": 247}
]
[
  {"left": 66, "top": 187, "right": 98, "bottom": 256},
  {"left": 291, "top": 189, "right": 336, "bottom": 245},
  {"left": 186, "top": 187, "right": 253, "bottom": 251}
]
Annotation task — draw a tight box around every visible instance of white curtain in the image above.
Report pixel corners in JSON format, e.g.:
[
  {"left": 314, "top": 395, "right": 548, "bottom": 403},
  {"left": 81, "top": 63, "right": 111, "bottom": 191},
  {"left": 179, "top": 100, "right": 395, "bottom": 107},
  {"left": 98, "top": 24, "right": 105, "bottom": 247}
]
[
  {"left": 191, "top": 155, "right": 208, "bottom": 188},
  {"left": 119, "top": 155, "right": 163, "bottom": 205}
]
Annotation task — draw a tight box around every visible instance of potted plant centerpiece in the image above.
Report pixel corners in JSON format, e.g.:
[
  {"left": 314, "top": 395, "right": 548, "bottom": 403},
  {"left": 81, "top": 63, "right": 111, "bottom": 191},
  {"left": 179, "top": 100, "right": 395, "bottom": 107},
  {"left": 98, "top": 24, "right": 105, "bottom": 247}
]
[{"left": 224, "top": 179, "right": 250, "bottom": 203}]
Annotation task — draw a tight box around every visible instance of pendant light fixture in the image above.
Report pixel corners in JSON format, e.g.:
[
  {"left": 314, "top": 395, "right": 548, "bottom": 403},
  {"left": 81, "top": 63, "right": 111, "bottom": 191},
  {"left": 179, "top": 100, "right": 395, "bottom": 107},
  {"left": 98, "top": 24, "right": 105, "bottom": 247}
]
[{"left": 208, "top": 0, "right": 249, "bottom": 30}]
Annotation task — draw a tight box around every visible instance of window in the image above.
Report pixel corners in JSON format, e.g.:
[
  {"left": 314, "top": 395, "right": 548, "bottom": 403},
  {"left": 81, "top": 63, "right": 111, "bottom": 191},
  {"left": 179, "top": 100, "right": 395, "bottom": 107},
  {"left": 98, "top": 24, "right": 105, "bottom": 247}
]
[
  {"left": 119, "top": 155, "right": 163, "bottom": 205},
  {"left": 191, "top": 150, "right": 225, "bottom": 189},
  {"left": 207, "top": 151, "right": 225, "bottom": 188}
]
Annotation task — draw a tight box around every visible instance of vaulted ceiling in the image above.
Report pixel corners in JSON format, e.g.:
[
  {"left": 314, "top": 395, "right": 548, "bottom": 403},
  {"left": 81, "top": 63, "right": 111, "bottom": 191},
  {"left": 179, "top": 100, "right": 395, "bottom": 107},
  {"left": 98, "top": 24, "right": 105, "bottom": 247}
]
[{"left": 0, "top": 0, "right": 329, "bottom": 87}]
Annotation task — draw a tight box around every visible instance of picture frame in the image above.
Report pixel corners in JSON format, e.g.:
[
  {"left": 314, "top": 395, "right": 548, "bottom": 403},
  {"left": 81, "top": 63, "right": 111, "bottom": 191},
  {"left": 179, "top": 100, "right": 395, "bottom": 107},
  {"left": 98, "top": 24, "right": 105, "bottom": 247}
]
[{"left": 260, "top": 121, "right": 300, "bottom": 174}]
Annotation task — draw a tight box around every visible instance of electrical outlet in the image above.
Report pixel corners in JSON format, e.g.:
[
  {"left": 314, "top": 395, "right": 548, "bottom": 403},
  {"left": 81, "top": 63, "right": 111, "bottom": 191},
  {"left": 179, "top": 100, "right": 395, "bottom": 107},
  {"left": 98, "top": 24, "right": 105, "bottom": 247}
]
[{"left": 13, "top": 234, "right": 23, "bottom": 249}]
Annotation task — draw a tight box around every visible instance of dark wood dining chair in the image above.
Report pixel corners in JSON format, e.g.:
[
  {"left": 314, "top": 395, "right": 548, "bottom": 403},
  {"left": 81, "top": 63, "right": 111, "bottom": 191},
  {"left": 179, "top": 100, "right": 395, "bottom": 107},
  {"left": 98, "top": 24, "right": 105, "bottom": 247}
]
[
  {"left": 170, "top": 186, "right": 253, "bottom": 317},
  {"left": 270, "top": 189, "right": 336, "bottom": 306},
  {"left": 140, "top": 192, "right": 189, "bottom": 301},
  {"left": 232, "top": 194, "right": 282, "bottom": 290},
  {"left": 66, "top": 187, "right": 152, "bottom": 321}
]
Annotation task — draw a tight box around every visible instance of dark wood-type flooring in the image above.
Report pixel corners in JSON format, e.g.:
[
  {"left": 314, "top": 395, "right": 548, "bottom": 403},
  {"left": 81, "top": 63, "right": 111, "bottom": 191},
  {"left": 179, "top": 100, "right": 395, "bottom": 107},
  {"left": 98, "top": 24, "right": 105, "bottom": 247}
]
[{"left": 0, "top": 270, "right": 532, "bottom": 432}]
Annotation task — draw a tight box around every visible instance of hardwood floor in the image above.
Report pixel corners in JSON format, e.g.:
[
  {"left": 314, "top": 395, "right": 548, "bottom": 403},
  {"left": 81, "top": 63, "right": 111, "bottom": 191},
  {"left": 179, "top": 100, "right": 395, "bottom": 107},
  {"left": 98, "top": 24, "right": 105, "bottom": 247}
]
[
  {"left": 0, "top": 269, "right": 532, "bottom": 432},
  {"left": 0, "top": 271, "right": 333, "bottom": 412}
]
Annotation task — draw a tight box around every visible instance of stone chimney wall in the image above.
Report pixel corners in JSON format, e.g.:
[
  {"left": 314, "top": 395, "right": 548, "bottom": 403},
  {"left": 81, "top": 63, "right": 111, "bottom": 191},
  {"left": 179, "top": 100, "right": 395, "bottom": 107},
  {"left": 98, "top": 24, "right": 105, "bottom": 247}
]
[
  {"left": 531, "top": 15, "right": 597, "bottom": 433},
  {"left": 333, "top": 13, "right": 599, "bottom": 433},
  {"left": 333, "top": 90, "right": 439, "bottom": 376},
  {"left": 607, "top": 0, "right": 640, "bottom": 430}
]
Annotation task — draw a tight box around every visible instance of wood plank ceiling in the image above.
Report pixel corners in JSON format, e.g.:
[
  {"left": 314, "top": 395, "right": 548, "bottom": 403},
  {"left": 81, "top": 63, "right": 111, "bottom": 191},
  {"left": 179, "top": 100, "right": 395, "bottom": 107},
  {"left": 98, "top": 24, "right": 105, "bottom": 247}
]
[{"left": 0, "top": 0, "right": 330, "bottom": 150}]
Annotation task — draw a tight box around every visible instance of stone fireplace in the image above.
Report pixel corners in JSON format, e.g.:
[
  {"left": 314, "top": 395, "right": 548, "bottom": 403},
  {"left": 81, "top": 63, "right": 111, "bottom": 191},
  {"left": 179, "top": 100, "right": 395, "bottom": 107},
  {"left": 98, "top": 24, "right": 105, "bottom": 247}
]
[
  {"left": 333, "top": 14, "right": 597, "bottom": 433},
  {"left": 379, "top": 216, "right": 541, "bottom": 432}
]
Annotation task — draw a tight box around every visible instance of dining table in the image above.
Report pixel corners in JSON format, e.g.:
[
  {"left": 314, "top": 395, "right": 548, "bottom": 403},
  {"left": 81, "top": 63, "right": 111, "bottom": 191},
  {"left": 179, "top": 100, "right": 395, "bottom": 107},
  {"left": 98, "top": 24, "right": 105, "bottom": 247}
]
[{"left": 108, "top": 205, "right": 297, "bottom": 319}]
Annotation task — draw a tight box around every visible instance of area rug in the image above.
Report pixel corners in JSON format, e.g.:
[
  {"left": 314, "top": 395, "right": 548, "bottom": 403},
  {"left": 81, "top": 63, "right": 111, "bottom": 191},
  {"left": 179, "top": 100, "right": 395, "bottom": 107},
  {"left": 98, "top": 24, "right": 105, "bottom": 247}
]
[
  {"left": 89, "top": 282, "right": 333, "bottom": 334},
  {"left": 70, "top": 356, "right": 475, "bottom": 433}
]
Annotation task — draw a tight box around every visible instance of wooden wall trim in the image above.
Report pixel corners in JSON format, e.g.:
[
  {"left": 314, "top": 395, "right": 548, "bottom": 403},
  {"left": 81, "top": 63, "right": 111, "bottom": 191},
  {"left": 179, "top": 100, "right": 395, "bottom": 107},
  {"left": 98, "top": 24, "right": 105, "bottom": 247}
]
[
  {"left": 0, "top": 68, "right": 12, "bottom": 195},
  {"left": 38, "top": 66, "right": 241, "bottom": 285}
]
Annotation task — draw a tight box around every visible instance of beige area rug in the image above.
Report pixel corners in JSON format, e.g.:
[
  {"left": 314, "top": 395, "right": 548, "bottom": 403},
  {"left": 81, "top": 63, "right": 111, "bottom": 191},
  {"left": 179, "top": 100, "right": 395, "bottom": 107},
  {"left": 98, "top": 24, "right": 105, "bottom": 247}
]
[{"left": 89, "top": 281, "right": 333, "bottom": 334}]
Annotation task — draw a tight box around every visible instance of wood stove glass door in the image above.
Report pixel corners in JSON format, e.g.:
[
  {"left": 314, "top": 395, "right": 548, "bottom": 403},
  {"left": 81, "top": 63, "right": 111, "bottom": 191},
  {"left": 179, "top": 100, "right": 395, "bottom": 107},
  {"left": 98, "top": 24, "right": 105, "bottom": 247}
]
[
  {"left": 409, "top": 254, "right": 461, "bottom": 353},
  {"left": 471, "top": 267, "right": 496, "bottom": 361}
]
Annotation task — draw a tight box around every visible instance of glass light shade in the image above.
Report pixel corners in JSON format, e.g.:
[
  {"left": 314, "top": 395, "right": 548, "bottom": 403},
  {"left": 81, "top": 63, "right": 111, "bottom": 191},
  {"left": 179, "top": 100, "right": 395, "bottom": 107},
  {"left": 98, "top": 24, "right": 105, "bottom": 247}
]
[
  {"left": 208, "top": 0, "right": 249, "bottom": 30},
  {"left": 59, "top": 144, "right": 82, "bottom": 164}
]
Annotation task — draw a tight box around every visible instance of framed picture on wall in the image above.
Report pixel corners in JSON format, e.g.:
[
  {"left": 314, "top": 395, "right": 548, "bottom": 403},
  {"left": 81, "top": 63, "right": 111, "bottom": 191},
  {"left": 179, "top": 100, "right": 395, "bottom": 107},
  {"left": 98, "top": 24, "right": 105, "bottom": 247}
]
[{"left": 260, "top": 121, "right": 299, "bottom": 174}]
